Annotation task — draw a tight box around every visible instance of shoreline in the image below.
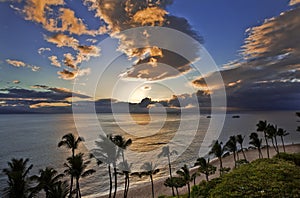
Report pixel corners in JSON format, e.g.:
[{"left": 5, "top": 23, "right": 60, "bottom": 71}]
[{"left": 91, "top": 143, "right": 300, "bottom": 198}]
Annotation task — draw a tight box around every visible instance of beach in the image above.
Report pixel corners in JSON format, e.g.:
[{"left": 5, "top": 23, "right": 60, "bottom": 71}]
[{"left": 98, "top": 144, "right": 300, "bottom": 198}]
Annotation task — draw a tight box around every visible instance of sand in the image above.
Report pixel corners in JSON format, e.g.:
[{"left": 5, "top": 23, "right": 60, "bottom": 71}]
[{"left": 97, "top": 144, "right": 300, "bottom": 198}]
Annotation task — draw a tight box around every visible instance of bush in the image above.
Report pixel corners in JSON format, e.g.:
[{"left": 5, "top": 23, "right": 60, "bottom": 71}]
[
  {"left": 209, "top": 158, "right": 300, "bottom": 197},
  {"left": 190, "top": 178, "right": 222, "bottom": 198},
  {"left": 274, "top": 152, "right": 300, "bottom": 166}
]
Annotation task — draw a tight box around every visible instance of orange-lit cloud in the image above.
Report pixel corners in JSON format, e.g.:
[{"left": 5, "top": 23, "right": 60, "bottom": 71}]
[
  {"left": 48, "top": 55, "right": 61, "bottom": 67},
  {"left": 6, "top": 59, "right": 40, "bottom": 72},
  {"left": 22, "top": 0, "right": 100, "bottom": 35},
  {"left": 242, "top": 8, "right": 300, "bottom": 59},
  {"left": 6, "top": 59, "right": 26, "bottom": 67},
  {"left": 46, "top": 34, "right": 79, "bottom": 49},
  {"left": 133, "top": 7, "right": 168, "bottom": 26},
  {"left": 57, "top": 68, "right": 91, "bottom": 80},
  {"left": 289, "top": 0, "right": 300, "bottom": 6},
  {"left": 29, "top": 102, "right": 71, "bottom": 109},
  {"left": 23, "top": 0, "right": 64, "bottom": 27}
]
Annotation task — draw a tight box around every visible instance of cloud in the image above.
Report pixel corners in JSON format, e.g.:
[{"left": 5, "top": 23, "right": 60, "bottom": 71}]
[
  {"left": 29, "top": 65, "right": 40, "bottom": 72},
  {"left": 45, "top": 33, "right": 79, "bottom": 49},
  {"left": 46, "top": 34, "right": 100, "bottom": 69},
  {"left": 38, "top": 47, "right": 51, "bottom": 55},
  {"left": 289, "top": 0, "right": 300, "bottom": 6},
  {"left": 6, "top": 59, "right": 26, "bottom": 67},
  {"left": 12, "top": 80, "right": 20, "bottom": 84},
  {"left": 48, "top": 55, "right": 61, "bottom": 67},
  {"left": 22, "top": 0, "right": 100, "bottom": 35},
  {"left": 84, "top": 0, "right": 201, "bottom": 81},
  {"left": 86, "top": 38, "right": 98, "bottom": 44},
  {"left": 57, "top": 68, "right": 91, "bottom": 80},
  {"left": 122, "top": 49, "right": 193, "bottom": 80},
  {"left": 29, "top": 102, "right": 71, "bottom": 109},
  {"left": 58, "top": 8, "right": 99, "bottom": 36},
  {"left": 192, "top": 6, "right": 300, "bottom": 110},
  {"left": 6, "top": 59, "right": 40, "bottom": 72},
  {"left": 242, "top": 8, "right": 300, "bottom": 60},
  {"left": 63, "top": 53, "right": 77, "bottom": 69}
]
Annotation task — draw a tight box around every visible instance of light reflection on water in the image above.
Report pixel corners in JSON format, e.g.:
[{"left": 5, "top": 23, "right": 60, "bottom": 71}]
[{"left": 0, "top": 112, "right": 300, "bottom": 197}]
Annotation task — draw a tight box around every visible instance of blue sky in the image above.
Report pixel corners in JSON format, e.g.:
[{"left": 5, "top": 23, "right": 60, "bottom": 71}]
[{"left": 0, "top": 0, "right": 299, "bottom": 112}]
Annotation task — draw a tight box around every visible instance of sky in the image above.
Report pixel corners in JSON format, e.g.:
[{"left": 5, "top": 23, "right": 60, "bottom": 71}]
[{"left": 0, "top": 0, "right": 299, "bottom": 113}]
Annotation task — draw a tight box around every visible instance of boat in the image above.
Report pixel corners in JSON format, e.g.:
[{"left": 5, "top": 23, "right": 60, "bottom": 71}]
[{"left": 232, "top": 115, "right": 240, "bottom": 118}]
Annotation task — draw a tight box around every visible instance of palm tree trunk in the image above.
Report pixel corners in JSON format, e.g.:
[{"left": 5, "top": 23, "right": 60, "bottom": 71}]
[
  {"left": 69, "top": 176, "right": 74, "bottom": 198},
  {"left": 77, "top": 179, "right": 81, "bottom": 198},
  {"left": 187, "top": 182, "right": 190, "bottom": 198},
  {"left": 241, "top": 145, "right": 247, "bottom": 161},
  {"left": 108, "top": 165, "right": 112, "bottom": 198},
  {"left": 258, "top": 147, "right": 263, "bottom": 159},
  {"left": 126, "top": 175, "right": 130, "bottom": 198},
  {"left": 218, "top": 157, "right": 223, "bottom": 176},
  {"left": 176, "top": 187, "right": 179, "bottom": 198},
  {"left": 233, "top": 151, "right": 237, "bottom": 168},
  {"left": 264, "top": 132, "right": 270, "bottom": 158},
  {"left": 113, "top": 167, "right": 118, "bottom": 198},
  {"left": 274, "top": 136, "right": 279, "bottom": 153},
  {"left": 281, "top": 136, "right": 286, "bottom": 152},
  {"left": 167, "top": 155, "right": 175, "bottom": 196},
  {"left": 205, "top": 173, "right": 209, "bottom": 181},
  {"left": 236, "top": 150, "right": 240, "bottom": 161},
  {"left": 124, "top": 175, "right": 127, "bottom": 198},
  {"left": 150, "top": 174, "right": 154, "bottom": 198}
]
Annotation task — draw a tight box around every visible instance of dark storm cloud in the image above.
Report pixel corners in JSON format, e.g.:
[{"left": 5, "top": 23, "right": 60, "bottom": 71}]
[{"left": 0, "top": 86, "right": 90, "bottom": 101}]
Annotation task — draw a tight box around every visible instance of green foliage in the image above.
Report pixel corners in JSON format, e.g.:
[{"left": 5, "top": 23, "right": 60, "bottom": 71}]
[
  {"left": 209, "top": 158, "right": 300, "bottom": 197},
  {"left": 274, "top": 152, "right": 300, "bottom": 166},
  {"left": 235, "top": 159, "right": 249, "bottom": 167},
  {"left": 2, "top": 158, "right": 33, "bottom": 198},
  {"left": 190, "top": 178, "right": 222, "bottom": 198}
]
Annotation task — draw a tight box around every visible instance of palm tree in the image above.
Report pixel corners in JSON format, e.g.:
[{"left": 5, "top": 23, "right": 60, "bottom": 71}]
[
  {"left": 209, "top": 140, "right": 225, "bottom": 176},
  {"left": 48, "top": 181, "right": 69, "bottom": 198},
  {"left": 109, "top": 135, "right": 132, "bottom": 162},
  {"left": 58, "top": 133, "right": 84, "bottom": 158},
  {"left": 266, "top": 124, "right": 279, "bottom": 154},
  {"left": 92, "top": 135, "right": 120, "bottom": 198},
  {"left": 140, "top": 162, "right": 160, "bottom": 198},
  {"left": 30, "top": 167, "right": 64, "bottom": 197},
  {"left": 58, "top": 133, "right": 84, "bottom": 197},
  {"left": 176, "top": 164, "right": 192, "bottom": 198},
  {"left": 109, "top": 135, "right": 132, "bottom": 198},
  {"left": 64, "top": 153, "right": 95, "bottom": 198},
  {"left": 194, "top": 157, "right": 216, "bottom": 181},
  {"left": 249, "top": 132, "right": 263, "bottom": 159},
  {"left": 225, "top": 136, "right": 238, "bottom": 167},
  {"left": 157, "top": 145, "right": 178, "bottom": 196},
  {"left": 118, "top": 160, "right": 132, "bottom": 198},
  {"left": 236, "top": 135, "right": 247, "bottom": 161},
  {"left": 277, "top": 128, "right": 289, "bottom": 152},
  {"left": 2, "top": 158, "right": 33, "bottom": 198},
  {"left": 256, "top": 120, "right": 270, "bottom": 158},
  {"left": 191, "top": 172, "right": 199, "bottom": 186},
  {"left": 164, "top": 177, "right": 185, "bottom": 198}
]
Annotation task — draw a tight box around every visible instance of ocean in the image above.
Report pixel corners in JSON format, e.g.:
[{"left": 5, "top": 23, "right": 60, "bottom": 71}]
[{"left": 0, "top": 111, "right": 299, "bottom": 197}]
